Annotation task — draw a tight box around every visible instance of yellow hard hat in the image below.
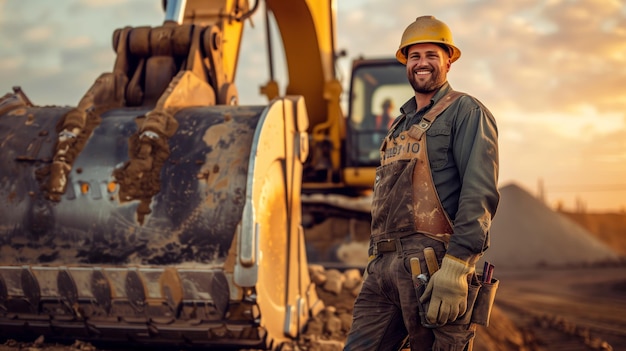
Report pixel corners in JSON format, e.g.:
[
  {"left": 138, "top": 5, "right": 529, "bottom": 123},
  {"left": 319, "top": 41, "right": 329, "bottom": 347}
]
[{"left": 396, "top": 15, "right": 461, "bottom": 64}]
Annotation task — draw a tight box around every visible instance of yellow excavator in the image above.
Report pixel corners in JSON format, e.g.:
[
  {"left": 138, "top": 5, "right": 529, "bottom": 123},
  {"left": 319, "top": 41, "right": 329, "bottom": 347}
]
[{"left": 0, "top": 0, "right": 409, "bottom": 349}]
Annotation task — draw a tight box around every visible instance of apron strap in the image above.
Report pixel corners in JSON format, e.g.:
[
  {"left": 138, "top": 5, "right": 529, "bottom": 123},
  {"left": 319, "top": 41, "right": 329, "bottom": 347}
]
[{"left": 408, "top": 90, "right": 466, "bottom": 141}]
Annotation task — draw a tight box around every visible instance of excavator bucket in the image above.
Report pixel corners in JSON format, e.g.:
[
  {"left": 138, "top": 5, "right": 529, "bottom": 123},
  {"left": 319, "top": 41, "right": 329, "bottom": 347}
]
[{"left": 0, "top": 94, "right": 321, "bottom": 349}]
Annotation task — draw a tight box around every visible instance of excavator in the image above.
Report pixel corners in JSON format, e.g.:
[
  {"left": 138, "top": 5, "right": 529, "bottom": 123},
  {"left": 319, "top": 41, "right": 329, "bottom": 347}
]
[{"left": 0, "top": 0, "right": 409, "bottom": 349}]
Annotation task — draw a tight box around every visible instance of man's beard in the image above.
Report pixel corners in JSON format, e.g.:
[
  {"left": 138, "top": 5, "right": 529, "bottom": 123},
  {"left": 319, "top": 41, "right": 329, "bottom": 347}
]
[{"left": 408, "top": 69, "right": 445, "bottom": 94}]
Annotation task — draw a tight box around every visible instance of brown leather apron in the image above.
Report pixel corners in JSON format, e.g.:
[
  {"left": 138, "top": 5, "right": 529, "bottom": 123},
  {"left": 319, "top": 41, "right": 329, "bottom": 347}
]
[{"left": 370, "top": 91, "right": 464, "bottom": 244}]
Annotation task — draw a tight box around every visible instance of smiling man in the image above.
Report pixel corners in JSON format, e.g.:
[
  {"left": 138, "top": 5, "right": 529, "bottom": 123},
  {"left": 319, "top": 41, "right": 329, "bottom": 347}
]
[{"left": 344, "top": 16, "right": 500, "bottom": 351}]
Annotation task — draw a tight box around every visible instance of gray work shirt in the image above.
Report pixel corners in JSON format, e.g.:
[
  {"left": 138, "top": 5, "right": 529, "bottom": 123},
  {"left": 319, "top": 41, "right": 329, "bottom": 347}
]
[{"left": 392, "top": 82, "right": 500, "bottom": 262}]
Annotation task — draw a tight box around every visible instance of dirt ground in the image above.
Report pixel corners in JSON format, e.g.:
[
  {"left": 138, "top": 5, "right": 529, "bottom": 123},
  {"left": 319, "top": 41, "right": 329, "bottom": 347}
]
[{"left": 487, "top": 265, "right": 626, "bottom": 351}]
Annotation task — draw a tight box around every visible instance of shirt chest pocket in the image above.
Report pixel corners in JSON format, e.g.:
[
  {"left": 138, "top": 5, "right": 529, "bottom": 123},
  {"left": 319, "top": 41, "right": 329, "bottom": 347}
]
[{"left": 426, "top": 127, "right": 451, "bottom": 170}]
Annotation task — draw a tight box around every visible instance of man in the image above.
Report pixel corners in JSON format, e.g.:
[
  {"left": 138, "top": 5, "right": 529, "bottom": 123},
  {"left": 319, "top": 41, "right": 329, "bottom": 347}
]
[
  {"left": 344, "top": 16, "right": 499, "bottom": 351},
  {"left": 375, "top": 98, "right": 395, "bottom": 130}
]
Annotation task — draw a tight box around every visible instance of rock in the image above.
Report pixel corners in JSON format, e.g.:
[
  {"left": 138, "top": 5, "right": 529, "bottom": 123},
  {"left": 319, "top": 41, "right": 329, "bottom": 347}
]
[
  {"left": 323, "top": 269, "right": 345, "bottom": 295},
  {"left": 342, "top": 269, "right": 362, "bottom": 290},
  {"left": 310, "top": 264, "right": 328, "bottom": 285}
]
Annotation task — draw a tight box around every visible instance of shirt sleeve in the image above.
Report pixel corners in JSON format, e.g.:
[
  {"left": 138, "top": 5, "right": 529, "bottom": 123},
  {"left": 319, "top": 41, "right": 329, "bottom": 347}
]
[{"left": 445, "top": 97, "right": 500, "bottom": 264}]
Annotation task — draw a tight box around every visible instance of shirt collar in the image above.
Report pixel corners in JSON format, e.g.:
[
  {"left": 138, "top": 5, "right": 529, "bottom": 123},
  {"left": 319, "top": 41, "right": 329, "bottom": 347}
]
[{"left": 400, "top": 82, "right": 452, "bottom": 115}]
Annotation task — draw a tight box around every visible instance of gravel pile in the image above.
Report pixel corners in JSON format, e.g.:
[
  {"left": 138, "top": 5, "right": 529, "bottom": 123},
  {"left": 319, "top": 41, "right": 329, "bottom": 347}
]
[{"left": 483, "top": 183, "right": 620, "bottom": 269}]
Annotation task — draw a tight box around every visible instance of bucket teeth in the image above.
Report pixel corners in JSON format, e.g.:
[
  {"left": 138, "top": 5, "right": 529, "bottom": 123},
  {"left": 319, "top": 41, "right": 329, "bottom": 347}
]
[
  {"left": 21, "top": 268, "right": 40, "bottom": 311},
  {"left": 0, "top": 265, "right": 268, "bottom": 347},
  {"left": 91, "top": 269, "right": 112, "bottom": 313}
]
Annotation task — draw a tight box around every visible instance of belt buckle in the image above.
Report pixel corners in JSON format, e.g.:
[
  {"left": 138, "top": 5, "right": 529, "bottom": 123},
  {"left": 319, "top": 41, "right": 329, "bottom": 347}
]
[{"left": 377, "top": 238, "right": 394, "bottom": 253}]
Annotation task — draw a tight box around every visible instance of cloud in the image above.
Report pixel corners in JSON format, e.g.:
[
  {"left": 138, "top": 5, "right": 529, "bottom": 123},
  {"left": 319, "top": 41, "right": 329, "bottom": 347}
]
[
  {"left": 23, "top": 25, "right": 53, "bottom": 42},
  {"left": 0, "top": 0, "right": 164, "bottom": 105},
  {"left": 338, "top": 0, "right": 626, "bottom": 121},
  {"left": 76, "top": 0, "right": 128, "bottom": 8},
  {"left": 3, "top": 0, "right": 625, "bottom": 120},
  {"left": 64, "top": 36, "right": 93, "bottom": 49},
  {"left": 0, "top": 57, "right": 20, "bottom": 70}
]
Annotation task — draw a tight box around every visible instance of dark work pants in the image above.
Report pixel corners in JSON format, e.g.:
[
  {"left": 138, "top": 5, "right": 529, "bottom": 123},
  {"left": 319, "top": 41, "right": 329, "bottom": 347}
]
[{"left": 344, "top": 235, "right": 476, "bottom": 351}]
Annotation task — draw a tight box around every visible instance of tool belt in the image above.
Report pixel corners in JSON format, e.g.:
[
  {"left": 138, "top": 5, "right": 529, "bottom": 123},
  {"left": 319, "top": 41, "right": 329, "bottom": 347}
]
[
  {"left": 368, "top": 235, "right": 445, "bottom": 256},
  {"left": 369, "top": 238, "right": 499, "bottom": 327},
  {"left": 391, "top": 240, "right": 500, "bottom": 328}
]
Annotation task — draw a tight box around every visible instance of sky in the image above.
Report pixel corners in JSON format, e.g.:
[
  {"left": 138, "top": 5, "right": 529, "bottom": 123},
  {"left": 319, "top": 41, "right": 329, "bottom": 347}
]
[{"left": 1, "top": 0, "right": 625, "bottom": 212}]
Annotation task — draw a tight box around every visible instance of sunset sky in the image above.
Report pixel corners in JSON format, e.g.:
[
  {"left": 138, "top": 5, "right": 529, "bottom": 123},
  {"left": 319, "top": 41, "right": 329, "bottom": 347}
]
[{"left": 1, "top": 0, "right": 625, "bottom": 212}]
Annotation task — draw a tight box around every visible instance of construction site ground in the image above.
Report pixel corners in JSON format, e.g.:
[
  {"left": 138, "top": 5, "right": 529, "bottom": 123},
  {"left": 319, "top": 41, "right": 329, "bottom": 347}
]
[{"left": 481, "top": 264, "right": 626, "bottom": 351}]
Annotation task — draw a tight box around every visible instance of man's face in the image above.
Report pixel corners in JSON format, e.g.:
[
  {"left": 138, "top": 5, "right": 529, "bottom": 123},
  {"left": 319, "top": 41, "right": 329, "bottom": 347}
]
[{"left": 406, "top": 43, "right": 451, "bottom": 94}]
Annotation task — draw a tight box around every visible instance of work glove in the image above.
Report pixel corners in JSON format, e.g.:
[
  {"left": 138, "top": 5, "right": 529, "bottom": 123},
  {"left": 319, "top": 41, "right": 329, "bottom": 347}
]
[{"left": 420, "top": 254, "right": 474, "bottom": 325}]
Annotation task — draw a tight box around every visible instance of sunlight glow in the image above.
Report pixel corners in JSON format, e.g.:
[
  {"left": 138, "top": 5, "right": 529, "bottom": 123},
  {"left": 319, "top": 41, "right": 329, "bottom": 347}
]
[{"left": 507, "top": 106, "right": 625, "bottom": 141}]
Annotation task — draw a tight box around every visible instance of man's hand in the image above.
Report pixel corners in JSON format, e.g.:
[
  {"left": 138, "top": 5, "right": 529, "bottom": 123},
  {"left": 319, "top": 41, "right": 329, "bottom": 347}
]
[{"left": 420, "top": 255, "right": 474, "bottom": 325}]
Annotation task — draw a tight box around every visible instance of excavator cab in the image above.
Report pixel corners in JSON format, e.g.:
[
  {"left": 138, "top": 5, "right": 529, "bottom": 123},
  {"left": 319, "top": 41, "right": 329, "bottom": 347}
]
[
  {"left": 299, "top": 58, "right": 411, "bottom": 269},
  {"left": 344, "top": 58, "right": 411, "bottom": 181}
]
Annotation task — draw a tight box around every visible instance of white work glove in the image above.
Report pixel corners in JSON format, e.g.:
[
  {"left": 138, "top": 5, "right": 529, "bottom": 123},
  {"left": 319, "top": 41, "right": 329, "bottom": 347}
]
[{"left": 419, "top": 255, "right": 474, "bottom": 325}]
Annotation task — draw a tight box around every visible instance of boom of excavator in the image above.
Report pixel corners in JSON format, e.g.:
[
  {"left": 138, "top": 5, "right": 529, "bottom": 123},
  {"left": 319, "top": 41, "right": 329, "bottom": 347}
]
[{"left": 0, "top": 0, "right": 409, "bottom": 349}]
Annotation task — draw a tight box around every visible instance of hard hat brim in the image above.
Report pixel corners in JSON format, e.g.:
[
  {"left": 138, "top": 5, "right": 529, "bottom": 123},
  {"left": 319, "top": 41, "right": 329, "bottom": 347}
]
[{"left": 396, "top": 42, "right": 461, "bottom": 65}]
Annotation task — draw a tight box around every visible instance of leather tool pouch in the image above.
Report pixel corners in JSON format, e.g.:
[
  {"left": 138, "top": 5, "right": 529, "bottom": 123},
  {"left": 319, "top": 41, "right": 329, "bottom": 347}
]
[
  {"left": 470, "top": 275, "right": 500, "bottom": 327},
  {"left": 450, "top": 274, "right": 499, "bottom": 326},
  {"left": 450, "top": 276, "right": 481, "bottom": 325}
]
